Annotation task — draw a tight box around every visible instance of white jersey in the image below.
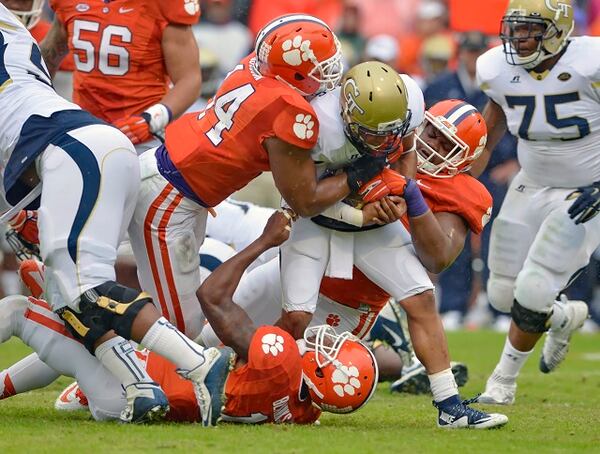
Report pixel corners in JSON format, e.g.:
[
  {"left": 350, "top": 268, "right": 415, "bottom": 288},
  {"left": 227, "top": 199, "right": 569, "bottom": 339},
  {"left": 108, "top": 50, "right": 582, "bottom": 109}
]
[
  {"left": 0, "top": 5, "right": 96, "bottom": 205},
  {"left": 310, "top": 74, "right": 424, "bottom": 173},
  {"left": 477, "top": 38, "right": 600, "bottom": 188}
]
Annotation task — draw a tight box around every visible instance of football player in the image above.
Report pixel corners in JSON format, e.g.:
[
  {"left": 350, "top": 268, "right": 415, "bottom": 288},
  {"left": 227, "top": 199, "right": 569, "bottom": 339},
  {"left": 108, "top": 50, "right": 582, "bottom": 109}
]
[
  {"left": 470, "top": 0, "right": 595, "bottom": 405},
  {"left": 200, "top": 96, "right": 509, "bottom": 429},
  {"left": 0, "top": 211, "right": 378, "bottom": 424},
  {"left": 126, "top": 14, "right": 384, "bottom": 341},
  {"left": 0, "top": 4, "right": 224, "bottom": 425},
  {"left": 40, "top": 0, "right": 202, "bottom": 150}
]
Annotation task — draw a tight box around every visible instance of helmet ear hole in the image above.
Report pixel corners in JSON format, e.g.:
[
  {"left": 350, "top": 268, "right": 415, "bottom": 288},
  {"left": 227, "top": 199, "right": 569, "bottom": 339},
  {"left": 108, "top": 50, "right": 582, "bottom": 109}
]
[
  {"left": 315, "top": 367, "right": 324, "bottom": 378},
  {"left": 294, "top": 73, "right": 305, "bottom": 81}
]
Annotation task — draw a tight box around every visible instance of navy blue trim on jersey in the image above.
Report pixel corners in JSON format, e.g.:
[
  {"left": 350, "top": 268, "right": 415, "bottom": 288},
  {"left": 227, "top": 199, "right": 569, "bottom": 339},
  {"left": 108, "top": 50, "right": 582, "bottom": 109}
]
[
  {"left": 155, "top": 145, "right": 209, "bottom": 208},
  {"left": 199, "top": 253, "right": 224, "bottom": 272},
  {"left": 50, "top": 133, "right": 101, "bottom": 263},
  {"left": 4, "top": 109, "right": 105, "bottom": 208}
]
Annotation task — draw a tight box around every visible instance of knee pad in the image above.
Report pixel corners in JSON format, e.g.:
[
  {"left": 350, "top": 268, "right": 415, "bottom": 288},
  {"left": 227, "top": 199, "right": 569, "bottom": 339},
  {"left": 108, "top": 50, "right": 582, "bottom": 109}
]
[
  {"left": 511, "top": 299, "right": 551, "bottom": 333},
  {"left": 0, "top": 295, "right": 29, "bottom": 342},
  {"left": 488, "top": 217, "right": 532, "bottom": 278},
  {"left": 486, "top": 274, "right": 515, "bottom": 313},
  {"left": 514, "top": 266, "right": 557, "bottom": 313},
  {"left": 60, "top": 281, "right": 153, "bottom": 353}
]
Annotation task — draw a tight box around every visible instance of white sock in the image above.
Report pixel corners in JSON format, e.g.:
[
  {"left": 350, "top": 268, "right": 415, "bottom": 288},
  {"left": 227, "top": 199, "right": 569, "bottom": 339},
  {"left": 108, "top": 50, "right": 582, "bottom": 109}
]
[
  {"left": 95, "top": 337, "right": 153, "bottom": 387},
  {"left": 428, "top": 368, "right": 458, "bottom": 403},
  {"left": 495, "top": 337, "right": 532, "bottom": 380},
  {"left": 141, "top": 317, "right": 205, "bottom": 372}
]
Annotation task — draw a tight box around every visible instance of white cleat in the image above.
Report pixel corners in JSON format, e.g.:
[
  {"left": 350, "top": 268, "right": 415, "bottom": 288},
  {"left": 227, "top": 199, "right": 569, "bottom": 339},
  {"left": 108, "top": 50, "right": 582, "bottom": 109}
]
[
  {"left": 477, "top": 370, "right": 516, "bottom": 405},
  {"left": 55, "top": 382, "right": 89, "bottom": 411},
  {"left": 540, "top": 296, "right": 589, "bottom": 373}
]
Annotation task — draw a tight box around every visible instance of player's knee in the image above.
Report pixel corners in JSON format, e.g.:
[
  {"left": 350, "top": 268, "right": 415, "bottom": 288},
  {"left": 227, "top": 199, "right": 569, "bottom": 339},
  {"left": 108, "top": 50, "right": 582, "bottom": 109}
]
[
  {"left": 486, "top": 274, "right": 515, "bottom": 313},
  {"left": 0, "top": 295, "right": 29, "bottom": 342},
  {"left": 514, "top": 266, "right": 557, "bottom": 313},
  {"left": 60, "top": 281, "right": 153, "bottom": 353},
  {"left": 511, "top": 299, "right": 551, "bottom": 334}
]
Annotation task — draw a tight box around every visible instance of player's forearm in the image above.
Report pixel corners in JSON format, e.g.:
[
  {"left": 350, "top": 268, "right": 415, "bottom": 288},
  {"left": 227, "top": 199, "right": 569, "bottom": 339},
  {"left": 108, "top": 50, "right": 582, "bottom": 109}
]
[
  {"left": 159, "top": 72, "right": 202, "bottom": 119},
  {"left": 39, "top": 20, "right": 69, "bottom": 78},
  {"left": 409, "top": 212, "right": 457, "bottom": 273},
  {"left": 285, "top": 173, "right": 350, "bottom": 218}
]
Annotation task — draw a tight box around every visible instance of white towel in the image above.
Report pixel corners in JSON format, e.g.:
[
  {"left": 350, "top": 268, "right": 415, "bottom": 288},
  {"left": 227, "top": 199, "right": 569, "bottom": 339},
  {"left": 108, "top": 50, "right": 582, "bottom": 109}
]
[{"left": 325, "top": 230, "right": 354, "bottom": 279}]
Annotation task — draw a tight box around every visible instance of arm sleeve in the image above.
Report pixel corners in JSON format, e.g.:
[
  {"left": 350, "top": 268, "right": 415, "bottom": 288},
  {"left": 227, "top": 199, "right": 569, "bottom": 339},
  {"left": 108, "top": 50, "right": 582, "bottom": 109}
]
[{"left": 273, "top": 96, "right": 319, "bottom": 150}]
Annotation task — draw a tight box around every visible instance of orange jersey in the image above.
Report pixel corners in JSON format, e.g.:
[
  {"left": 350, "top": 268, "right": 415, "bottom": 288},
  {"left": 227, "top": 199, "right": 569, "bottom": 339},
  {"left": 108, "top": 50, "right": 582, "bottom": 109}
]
[
  {"left": 164, "top": 53, "right": 318, "bottom": 207},
  {"left": 222, "top": 326, "right": 321, "bottom": 424},
  {"left": 49, "top": 0, "right": 200, "bottom": 122},
  {"left": 411, "top": 173, "right": 493, "bottom": 235}
]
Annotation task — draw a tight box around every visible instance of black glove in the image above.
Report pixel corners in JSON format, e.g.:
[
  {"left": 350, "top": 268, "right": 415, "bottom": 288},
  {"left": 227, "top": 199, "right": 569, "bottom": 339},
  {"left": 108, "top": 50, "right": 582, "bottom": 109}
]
[
  {"left": 345, "top": 154, "right": 387, "bottom": 192},
  {"left": 567, "top": 181, "right": 600, "bottom": 224}
]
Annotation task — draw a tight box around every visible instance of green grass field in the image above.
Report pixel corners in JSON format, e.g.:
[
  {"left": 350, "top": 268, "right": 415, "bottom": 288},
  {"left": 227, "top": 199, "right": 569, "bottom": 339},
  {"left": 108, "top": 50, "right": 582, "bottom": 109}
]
[{"left": 1, "top": 330, "right": 599, "bottom": 453}]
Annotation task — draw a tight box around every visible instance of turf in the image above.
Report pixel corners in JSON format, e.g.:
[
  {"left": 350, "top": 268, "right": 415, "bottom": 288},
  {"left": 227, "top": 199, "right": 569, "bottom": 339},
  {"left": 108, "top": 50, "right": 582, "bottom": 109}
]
[{"left": 1, "top": 331, "right": 599, "bottom": 453}]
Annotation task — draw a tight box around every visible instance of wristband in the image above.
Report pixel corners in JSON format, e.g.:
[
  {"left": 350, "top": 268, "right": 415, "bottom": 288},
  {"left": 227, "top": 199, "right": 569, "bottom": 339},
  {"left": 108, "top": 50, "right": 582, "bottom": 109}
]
[
  {"left": 404, "top": 179, "right": 429, "bottom": 217},
  {"left": 319, "top": 202, "right": 364, "bottom": 227},
  {"left": 142, "top": 103, "right": 172, "bottom": 133}
]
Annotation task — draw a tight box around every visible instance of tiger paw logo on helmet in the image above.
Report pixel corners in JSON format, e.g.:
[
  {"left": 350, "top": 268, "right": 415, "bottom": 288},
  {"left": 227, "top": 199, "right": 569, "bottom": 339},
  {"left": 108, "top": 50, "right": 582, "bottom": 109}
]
[
  {"left": 281, "top": 35, "right": 315, "bottom": 66},
  {"left": 293, "top": 114, "right": 314, "bottom": 140},
  {"left": 331, "top": 364, "right": 362, "bottom": 397},
  {"left": 326, "top": 313, "right": 340, "bottom": 327},
  {"left": 261, "top": 333, "right": 285, "bottom": 356},
  {"left": 183, "top": 0, "right": 199, "bottom": 15}
]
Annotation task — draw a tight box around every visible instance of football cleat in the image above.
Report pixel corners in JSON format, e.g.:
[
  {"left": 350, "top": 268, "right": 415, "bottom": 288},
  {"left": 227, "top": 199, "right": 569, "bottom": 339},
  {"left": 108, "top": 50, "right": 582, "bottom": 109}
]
[
  {"left": 18, "top": 259, "right": 45, "bottom": 298},
  {"left": 177, "top": 347, "right": 222, "bottom": 427},
  {"left": 120, "top": 381, "right": 169, "bottom": 424},
  {"left": 390, "top": 359, "right": 469, "bottom": 394},
  {"left": 434, "top": 395, "right": 508, "bottom": 429},
  {"left": 477, "top": 370, "right": 517, "bottom": 405},
  {"left": 539, "top": 296, "right": 589, "bottom": 373},
  {"left": 55, "top": 382, "right": 89, "bottom": 411},
  {"left": 203, "top": 347, "right": 234, "bottom": 425}
]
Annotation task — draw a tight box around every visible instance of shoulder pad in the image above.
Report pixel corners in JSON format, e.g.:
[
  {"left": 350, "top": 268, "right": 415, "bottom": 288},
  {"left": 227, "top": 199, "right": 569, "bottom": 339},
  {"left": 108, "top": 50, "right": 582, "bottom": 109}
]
[{"left": 476, "top": 45, "right": 505, "bottom": 93}]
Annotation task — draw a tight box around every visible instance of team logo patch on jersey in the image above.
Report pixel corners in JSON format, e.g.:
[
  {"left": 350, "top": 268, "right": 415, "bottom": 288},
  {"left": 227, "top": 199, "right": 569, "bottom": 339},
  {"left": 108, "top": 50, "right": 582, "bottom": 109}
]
[
  {"left": 293, "top": 113, "right": 315, "bottom": 140},
  {"left": 261, "top": 333, "right": 285, "bottom": 356},
  {"left": 332, "top": 365, "right": 362, "bottom": 397},
  {"left": 558, "top": 72, "right": 572, "bottom": 81},
  {"left": 326, "top": 313, "right": 340, "bottom": 327},
  {"left": 75, "top": 3, "right": 90, "bottom": 12},
  {"left": 510, "top": 75, "right": 520, "bottom": 84},
  {"left": 282, "top": 36, "right": 315, "bottom": 66},
  {"left": 184, "top": 0, "right": 200, "bottom": 15}
]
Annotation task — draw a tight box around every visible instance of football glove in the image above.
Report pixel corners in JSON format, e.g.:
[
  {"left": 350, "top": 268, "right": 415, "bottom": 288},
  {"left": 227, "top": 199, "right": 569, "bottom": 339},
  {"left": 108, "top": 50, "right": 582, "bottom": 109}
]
[
  {"left": 345, "top": 154, "right": 387, "bottom": 192},
  {"left": 9, "top": 210, "right": 39, "bottom": 245},
  {"left": 567, "top": 181, "right": 600, "bottom": 224},
  {"left": 113, "top": 103, "right": 172, "bottom": 145},
  {"left": 359, "top": 168, "right": 407, "bottom": 204}
]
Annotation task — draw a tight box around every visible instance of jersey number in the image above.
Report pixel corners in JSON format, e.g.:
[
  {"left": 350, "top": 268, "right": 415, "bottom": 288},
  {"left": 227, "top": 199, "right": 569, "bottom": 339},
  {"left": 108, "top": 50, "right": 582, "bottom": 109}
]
[
  {"left": 505, "top": 92, "right": 591, "bottom": 141},
  {"left": 72, "top": 20, "right": 131, "bottom": 76},
  {"left": 198, "top": 64, "right": 255, "bottom": 146}
]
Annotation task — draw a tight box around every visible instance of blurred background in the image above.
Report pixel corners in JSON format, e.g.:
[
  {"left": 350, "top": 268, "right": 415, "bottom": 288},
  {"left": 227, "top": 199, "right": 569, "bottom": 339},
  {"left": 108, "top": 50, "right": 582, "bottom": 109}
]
[{"left": 3, "top": 0, "right": 600, "bottom": 332}]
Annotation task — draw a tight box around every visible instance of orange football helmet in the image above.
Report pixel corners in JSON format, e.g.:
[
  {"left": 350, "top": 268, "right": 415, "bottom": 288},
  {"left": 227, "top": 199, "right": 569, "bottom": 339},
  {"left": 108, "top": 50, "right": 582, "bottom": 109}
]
[
  {"left": 255, "top": 14, "right": 343, "bottom": 97},
  {"left": 415, "top": 99, "right": 487, "bottom": 178},
  {"left": 301, "top": 325, "right": 378, "bottom": 414}
]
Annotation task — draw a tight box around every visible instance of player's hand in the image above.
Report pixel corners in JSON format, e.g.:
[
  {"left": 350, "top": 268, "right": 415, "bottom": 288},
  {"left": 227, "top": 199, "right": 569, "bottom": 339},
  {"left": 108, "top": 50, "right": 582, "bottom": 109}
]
[
  {"left": 9, "top": 210, "right": 39, "bottom": 244},
  {"left": 345, "top": 155, "right": 387, "bottom": 192},
  {"left": 362, "top": 196, "right": 406, "bottom": 226},
  {"left": 260, "top": 209, "right": 297, "bottom": 247},
  {"left": 359, "top": 168, "right": 407, "bottom": 204},
  {"left": 113, "top": 114, "right": 154, "bottom": 145},
  {"left": 567, "top": 182, "right": 600, "bottom": 224}
]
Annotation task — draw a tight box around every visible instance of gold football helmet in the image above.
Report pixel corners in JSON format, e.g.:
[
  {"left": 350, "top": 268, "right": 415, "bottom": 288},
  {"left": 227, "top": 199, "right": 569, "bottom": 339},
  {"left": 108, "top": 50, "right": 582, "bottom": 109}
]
[
  {"left": 500, "top": 0, "right": 574, "bottom": 69},
  {"left": 340, "top": 61, "right": 411, "bottom": 156}
]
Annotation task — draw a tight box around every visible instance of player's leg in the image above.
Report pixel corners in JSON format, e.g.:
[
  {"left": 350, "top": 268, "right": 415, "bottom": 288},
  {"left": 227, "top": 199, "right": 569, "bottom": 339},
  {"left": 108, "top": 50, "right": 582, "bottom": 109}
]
[{"left": 355, "top": 223, "right": 506, "bottom": 428}]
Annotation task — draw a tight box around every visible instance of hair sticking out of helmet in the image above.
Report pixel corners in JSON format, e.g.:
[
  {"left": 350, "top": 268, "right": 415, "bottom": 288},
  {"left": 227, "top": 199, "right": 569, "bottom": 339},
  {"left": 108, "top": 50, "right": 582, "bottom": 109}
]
[
  {"left": 500, "top": 0, "right": 574, "bottom": 69},
  {"left": 301, "top": 325, "right": 378, "bottom": 414},
  {"left": 8, "top": 0, "right": 44, "bottom": 30},
  {"left": 415, "top": 99, "right": 487, "bottom": 178},
  {"left": 254, "top": 14, "right": 343, "bottom": 97},
  {"left": 340, "top": 62, "right": 412, "bottom": 157}
]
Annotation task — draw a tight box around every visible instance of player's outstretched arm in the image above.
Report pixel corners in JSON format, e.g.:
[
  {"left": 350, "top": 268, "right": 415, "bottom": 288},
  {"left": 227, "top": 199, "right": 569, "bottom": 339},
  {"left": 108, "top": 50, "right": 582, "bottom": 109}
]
[
  {"left": 198, "top": 210, "right": 294, "bottom": 360},
  {"left": 409, "top": 211, "right": 469, "bottom": 274},
  {"left": 160, "top": 24, "right": 202, "bottom": 119},
  {"left": 469, "top": 99, "right": 508, "bottom": 178},
  {"left": 39, "top": 18, "right": 69, "bottom": 78}
]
